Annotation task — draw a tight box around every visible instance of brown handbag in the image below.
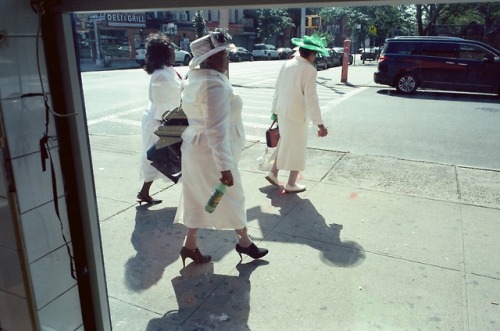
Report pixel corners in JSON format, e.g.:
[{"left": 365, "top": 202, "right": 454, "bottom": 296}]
[{"left": 265, "top": 120, "right": 280, "bottom": 148}]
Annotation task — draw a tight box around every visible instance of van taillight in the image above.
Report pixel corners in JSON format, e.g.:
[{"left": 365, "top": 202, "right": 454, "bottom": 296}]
[{"left": 378, "top": 55, "right": 387, "bottom": 62}]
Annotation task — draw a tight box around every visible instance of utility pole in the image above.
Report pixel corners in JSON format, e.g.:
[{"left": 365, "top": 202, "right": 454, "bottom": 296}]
[
  {"left": 300, "top": 8, "right": 306, "bottom": 38},
  {"left": 94, "top": 20, "right": 102, "bottom": 66}
]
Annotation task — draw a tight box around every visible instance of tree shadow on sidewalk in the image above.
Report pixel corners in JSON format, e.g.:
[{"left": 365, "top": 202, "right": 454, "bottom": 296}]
[
  {"left": 146, "top": 260, "right": 268, "bottom": 330},
  {"left": 124, "top": 206, "right": 185, "bottom": 291},
  {"left": 257, "top": 186, "right": 366, "bottom": 268}
]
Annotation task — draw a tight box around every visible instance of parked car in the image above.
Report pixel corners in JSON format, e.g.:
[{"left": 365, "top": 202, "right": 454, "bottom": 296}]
[
  {"left": 106, "top": 45, "right": 131, "bottom": 58},
  {"left": 333, "top": 47, "right": 354, "bottom": 65},
  {"left": 360, "top": 47, "right": 380, "bottom": 61},
  {"left": 252, "top": 44, "right": 280, "bottom": 60},
  {"left": 313, "top": 53, "right": 329, "bottom": 70},
  {"left": 135, "top": 42, "right": 192, "bottom": 66},
  {"left": 325, "top": 48, "right": 341, "bottom": 67},
  {"left": 277, "top": 47, "right": 293, "bottom": 59},
  {"left": 290, "top": 47, "right": 329, "bottom": 70},
  {"left": 374, "top": 36, "right": 500, "bottom": 95},
  {"left": 228, "top": 46, "right": 254, "bottom": 62}
]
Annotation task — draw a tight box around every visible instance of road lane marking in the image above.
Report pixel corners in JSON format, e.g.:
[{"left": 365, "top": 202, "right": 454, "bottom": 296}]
[
  {"left": 321, "top": 86, "right": 369, "bottom": 115},
  {"left": 87, "top": 106, "right": 144, "bottom": 126},
  {"left": 107, "top": 118, "right": 142, "bottom": 126}
]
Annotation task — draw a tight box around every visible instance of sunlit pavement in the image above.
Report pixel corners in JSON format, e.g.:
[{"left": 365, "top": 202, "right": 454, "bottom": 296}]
[
  {"left": 86, "top": 56, "right": 500, "bottom": 330},
  {"left": 92, "top": 130, "right": 500, "bottom": 330}
]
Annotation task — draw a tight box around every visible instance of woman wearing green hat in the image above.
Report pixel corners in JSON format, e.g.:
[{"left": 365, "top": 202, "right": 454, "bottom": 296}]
[{"left": 265, "top": 34, "right": 329, "bottom": 193}]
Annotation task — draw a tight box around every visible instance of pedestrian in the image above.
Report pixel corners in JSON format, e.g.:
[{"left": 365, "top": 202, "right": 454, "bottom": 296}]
[
  {"left": 265, "top": 34, "right": 329, "bottom": 193},
  {"left": 137, "top": 33, "right": 182, "bottom": 205},
  {"left": 174, "top": 30, "right": 268, "bottom": 266}
]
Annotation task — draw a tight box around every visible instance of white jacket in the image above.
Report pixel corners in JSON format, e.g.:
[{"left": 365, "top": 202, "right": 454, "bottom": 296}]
[
  {"left": 176, "top": 68, "right": 247, "bottom": 229},
  {"left": 271, "top": 56, "right": 323, "bottom": 125}
]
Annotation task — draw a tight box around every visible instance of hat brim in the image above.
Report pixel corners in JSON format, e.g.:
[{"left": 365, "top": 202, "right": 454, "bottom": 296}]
[
  {"left": 188, "top": 46, "right": 227, "bottom": 70},
  {"left": 291, "top": 38, "right": 329, "bottom": 56}
]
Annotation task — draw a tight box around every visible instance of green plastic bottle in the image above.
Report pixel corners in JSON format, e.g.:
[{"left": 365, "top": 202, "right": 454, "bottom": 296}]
[{"left": 205, "top": 183, "right": 227, "bottom": 213}]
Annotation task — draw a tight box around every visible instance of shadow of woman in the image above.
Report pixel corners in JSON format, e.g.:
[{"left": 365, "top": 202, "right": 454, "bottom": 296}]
[
  {"left": 258, "top": 187, "right": 366, "bottom": 267},
  {"left": 124, "top": 206, "right": 185, "bottom": 291},
  {"left": 146, "top": 260, "right": 268, "bottom": 330}
]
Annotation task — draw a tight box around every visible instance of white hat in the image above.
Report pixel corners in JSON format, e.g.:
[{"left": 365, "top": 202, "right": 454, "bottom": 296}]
[{"left": 189, "top": 29, "right": 232, "bottom": 70}]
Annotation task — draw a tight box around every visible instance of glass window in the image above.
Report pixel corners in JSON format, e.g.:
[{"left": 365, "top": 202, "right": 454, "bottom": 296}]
[
  {"left": 386, "top": 42, "right": 417, "bottom": 55},
  {"left": 458, "top": 44, "right": 489, "bottom": 60},
  {"left": 420, "top": 42, "right": 458, "bottom": 58}
]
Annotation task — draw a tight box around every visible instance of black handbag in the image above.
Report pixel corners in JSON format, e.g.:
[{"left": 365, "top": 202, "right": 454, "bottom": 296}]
[
  {"left": 147, "top": 141, "right": 183, "bottom": 183},
  {"left": 265, "top": 120, "right": 280, "bottom": 148},
  {"left": 146, "top": 106, "right": 188, "bottom": 183}
]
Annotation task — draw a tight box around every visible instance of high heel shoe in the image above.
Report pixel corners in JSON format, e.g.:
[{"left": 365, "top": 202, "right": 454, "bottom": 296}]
[
  {"left": 235, "top": 243, "right": 269, "bottom": 260},
  {"left": 137, "top": 192, "right": 162, "bottom": 205},
  {"left": 180, "top": 247, "right": 212, "bottom": 268}
]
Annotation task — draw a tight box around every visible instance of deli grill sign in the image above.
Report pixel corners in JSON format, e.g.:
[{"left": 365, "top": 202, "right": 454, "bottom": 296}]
[{"left": 106, "top": 13, "right": 146, "bottom": 27}]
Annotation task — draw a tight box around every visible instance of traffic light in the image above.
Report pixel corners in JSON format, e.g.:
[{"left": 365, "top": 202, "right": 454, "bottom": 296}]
[{"left": 305, "top": 15, "right": 321, "bottom": 29}]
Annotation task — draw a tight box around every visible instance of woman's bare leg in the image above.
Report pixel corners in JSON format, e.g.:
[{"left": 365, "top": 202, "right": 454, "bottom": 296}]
[
  {"left": 183, "top": 228, "right": 199, "bottom": 249},
  {"left": 287, "top": 170, "right": 299, "bottom": 186}
]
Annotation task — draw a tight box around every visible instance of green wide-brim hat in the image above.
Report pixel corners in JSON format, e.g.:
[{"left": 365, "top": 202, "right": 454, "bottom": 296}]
[{"left": 291, "top": 34, "right": 328, "bottom": 56}]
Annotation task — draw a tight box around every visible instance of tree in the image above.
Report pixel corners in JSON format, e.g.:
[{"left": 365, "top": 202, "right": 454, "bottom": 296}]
[
  {"left": 414, "top": 2, "right": 500, "bottom": 46},
  {"left": 416, "top": 4, "right": 450, "bottom": 35},
  {"left": 192, "top": 11, "right": 206, "bottom": 39},
  {"left": 428, "top": 2, "right": 500, "bottom": 27},
  {"left": 319, "top": 6, "right": 415, "bottom": 47},
  {"left": 255, "top": 9, "right": 295, "bottom": 43}
]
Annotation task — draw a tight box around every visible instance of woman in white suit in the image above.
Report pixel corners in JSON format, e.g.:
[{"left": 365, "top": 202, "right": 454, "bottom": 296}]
[
  {"left": 175, "top": 30, "right": 268, "bottom": 266},
  {"left": 138, "top": 33, "right": 182, "bottom": 204},
  {"left": 266, "top": 34, "right": 329, "bottom": 193}
]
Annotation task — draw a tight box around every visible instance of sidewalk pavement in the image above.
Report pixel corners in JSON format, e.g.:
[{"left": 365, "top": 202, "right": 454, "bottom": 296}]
[{"left": 89, "top": 64, "right": 500, "bottom": 330}]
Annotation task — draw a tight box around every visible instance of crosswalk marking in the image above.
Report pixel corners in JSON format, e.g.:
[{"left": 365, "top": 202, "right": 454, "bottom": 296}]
[
  {"left": 87, "top": 107, "right": 144, "bottom": 126},
  {"left": 87, "top": 69, "right": 362, "bottom": 142},
  {"left": 107, "top": 118, "right": 142, "bottom": 126}
]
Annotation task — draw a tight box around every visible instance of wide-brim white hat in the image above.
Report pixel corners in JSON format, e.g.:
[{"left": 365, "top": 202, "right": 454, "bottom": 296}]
[{"left": 189, "top": 29, "right": 232, "bottom": 70}]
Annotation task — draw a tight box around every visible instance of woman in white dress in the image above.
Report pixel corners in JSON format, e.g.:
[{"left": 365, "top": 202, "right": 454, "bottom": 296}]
[
  {"left": 266, "top": 34, "right": 329, "bottom": 193},
  {"left": 175, "top": 30, "right": 268, "bottom": 266},
  {"left": 137, "top": 33, "right": 182, "bottom": 205}
]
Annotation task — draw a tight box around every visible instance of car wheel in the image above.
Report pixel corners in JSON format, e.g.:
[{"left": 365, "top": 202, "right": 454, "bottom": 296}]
[
  {"left": 396, "top": 73, "right": 418, "bottom": 94},
  {"left": 183, "top": 55, "right": 190, "bottom": 66}
]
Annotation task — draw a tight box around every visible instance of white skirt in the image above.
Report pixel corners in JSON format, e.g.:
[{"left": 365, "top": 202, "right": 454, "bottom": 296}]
[
  {"left": 174, "top": 138, "right": 247, "bottom": 230},
  {"left": 276, "top": 118, "right": 308, "bottom": 171},
  {"left": 139, "top": 106, "right": 175, "bottom": 183}
]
